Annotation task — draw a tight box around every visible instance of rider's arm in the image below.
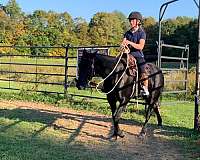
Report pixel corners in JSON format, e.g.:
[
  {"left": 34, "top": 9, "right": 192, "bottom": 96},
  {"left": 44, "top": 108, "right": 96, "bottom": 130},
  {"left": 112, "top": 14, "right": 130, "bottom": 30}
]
[{"left": 125, "top": 39, "right": 145, "bottom": 50}]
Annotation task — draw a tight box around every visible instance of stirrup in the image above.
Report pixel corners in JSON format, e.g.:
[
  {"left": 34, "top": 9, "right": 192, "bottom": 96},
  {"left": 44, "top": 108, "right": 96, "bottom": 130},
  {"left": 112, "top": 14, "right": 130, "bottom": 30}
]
[
  {"left": 141, "top": 86, "right": 149, "bottom": 96},
  {"left": 141, "top": 90, "right": 149, "bottom": 96}
]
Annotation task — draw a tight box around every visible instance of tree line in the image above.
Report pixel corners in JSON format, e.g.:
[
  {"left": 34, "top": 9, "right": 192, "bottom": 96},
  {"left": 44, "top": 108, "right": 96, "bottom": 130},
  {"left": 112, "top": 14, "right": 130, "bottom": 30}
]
[{"left": 0, "top": 0, "right": 198, "bottom": 62}]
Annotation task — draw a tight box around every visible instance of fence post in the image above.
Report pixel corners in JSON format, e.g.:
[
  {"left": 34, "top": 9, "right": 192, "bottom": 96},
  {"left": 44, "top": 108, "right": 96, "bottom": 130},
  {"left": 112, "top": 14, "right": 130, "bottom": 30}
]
[
  {"left": 194, "top": 95, "right": 199, "bottom": 130},
  {"left": 194, "top": 0, "right": 200, "bottom": 131},
  {"left": 64, "top": 44, "right": 70, "bottom": 96}
]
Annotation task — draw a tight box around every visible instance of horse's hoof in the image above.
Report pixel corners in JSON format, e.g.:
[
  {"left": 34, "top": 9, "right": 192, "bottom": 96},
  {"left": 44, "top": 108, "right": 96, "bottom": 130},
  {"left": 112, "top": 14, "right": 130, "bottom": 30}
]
[
  {"left": 109, "top": 134, "right": 117, "bottom": 141},
  {"left": 157, "top": 124, "right": 162, "bottom": 128},
  {"left": 158, "top": 123, "right": 162, "bottom": 127},
  {"left": 117, "top": 130, "right": 125, "bottom": 138},
  {"left": 138, "top": 132, "right": 146, "bottom": 139}
]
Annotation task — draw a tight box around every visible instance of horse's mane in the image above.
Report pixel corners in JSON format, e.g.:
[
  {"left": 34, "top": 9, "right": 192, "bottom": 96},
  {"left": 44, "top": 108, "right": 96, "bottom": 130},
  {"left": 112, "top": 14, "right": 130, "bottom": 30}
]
[
  {"left": 96, "top": 53, "right": 116, "bottom": 58},
  {"left": 96, "top": 53, "right": 118, "bottom": 62}
]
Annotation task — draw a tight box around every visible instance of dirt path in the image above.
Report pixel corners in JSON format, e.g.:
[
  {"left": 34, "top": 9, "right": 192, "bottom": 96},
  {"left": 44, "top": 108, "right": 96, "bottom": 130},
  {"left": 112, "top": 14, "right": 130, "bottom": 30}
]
[{"left": 0, "top": 100, "right": 191, "bottom": 160}]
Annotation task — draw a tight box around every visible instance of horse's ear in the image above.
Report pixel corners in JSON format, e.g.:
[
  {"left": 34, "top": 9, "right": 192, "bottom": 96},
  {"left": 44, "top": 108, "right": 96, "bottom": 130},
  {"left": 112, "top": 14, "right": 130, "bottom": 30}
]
[
  {"left": 82, "top": 49, "right": 86, "bottom": 54},
  {"left": 90, "top": 50, "right": 97, "bottom": 58},
  {"left": 81, "top": 49, "right": 97, "bottom": 59},
  {"left": 82, "top": 49, "right": 88, "bottom": 57}
]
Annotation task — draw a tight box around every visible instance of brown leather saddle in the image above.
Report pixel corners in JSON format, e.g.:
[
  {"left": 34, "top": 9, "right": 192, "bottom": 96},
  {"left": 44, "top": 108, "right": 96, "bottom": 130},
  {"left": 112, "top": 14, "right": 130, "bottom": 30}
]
[
  {"left": 120, "top": 53, "right": 137, "bottom": 76},
  {"left": 127, "top": 54, "right": 137, "bottom": 76}
]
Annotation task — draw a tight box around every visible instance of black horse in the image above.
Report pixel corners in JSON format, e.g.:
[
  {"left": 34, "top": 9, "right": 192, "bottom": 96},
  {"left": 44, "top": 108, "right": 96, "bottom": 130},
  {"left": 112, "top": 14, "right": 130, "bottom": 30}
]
[{"left": 76, "top": 49, "right": 164, "bottom": 139}]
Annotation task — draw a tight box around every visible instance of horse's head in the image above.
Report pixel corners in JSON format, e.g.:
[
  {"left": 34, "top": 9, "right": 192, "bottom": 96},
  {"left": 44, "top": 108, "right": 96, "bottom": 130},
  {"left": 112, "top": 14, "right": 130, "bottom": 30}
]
[{"left": 76, "top": 49, "right": 96, "bottom": 90}]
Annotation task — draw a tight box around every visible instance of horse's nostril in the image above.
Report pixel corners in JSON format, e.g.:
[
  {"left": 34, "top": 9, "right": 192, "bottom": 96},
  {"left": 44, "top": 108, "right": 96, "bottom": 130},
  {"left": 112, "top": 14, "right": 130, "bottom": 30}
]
[{"left": 78, "top": 86, "right": 85, "bottom": 90}]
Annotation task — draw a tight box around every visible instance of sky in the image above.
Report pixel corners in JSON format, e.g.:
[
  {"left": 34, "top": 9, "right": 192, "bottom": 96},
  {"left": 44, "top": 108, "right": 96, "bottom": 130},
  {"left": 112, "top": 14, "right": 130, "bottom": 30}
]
[{"left": 1, "top": 0, "right": 199, "bottom": 22}]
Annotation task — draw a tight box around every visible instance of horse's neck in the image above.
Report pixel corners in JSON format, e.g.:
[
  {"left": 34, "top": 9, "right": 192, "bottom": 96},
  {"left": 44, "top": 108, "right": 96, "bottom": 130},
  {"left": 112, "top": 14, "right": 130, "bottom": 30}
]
[{"left": 94, "top": 55, "right": 117, "bottom": 78}]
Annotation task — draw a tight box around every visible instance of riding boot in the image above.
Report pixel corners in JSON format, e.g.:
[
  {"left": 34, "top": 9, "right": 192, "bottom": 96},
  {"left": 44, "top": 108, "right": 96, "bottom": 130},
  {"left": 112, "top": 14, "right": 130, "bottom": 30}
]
[{"left": 140, "top": 73, "right": 149, "bottom": 96}]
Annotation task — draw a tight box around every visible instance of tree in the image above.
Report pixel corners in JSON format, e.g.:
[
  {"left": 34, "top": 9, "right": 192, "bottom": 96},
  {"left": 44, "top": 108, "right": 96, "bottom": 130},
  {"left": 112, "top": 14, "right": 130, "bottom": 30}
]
[
  {"left": 59, "top": 12, "right": 76, "bottom": 45},
  {"left": 143, "top": 16, "right": 158, "bottom": 44},
  {"left": 0, "top": 6, "right": 7, "bottom": 43},
  {"left": 73, "top": 17, "right": 90, "bottom": 45},
  {"left": 89, "top": 12, "right": 123, "bottom": 45},
  {"left": 4, "top": 0, "right": 23, "bottom": 19},
  {"left": 112, "top": 11, "right": 129, "bottom": 32},
  {"left": 172, "top": 19, "right": 197, "bottom": 62}
]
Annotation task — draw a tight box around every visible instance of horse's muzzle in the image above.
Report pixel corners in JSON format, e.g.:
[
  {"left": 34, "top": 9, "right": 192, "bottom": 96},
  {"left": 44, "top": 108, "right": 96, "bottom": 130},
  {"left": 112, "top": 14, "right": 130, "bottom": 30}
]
[{"left": 75, "top": 80, "right": 85, "bottom": 90}]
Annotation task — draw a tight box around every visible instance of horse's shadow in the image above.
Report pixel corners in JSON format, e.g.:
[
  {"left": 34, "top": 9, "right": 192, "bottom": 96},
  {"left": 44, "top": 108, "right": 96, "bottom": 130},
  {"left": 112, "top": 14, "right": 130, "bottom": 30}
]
[
  {"left": 0, "top": 106, "right": 113, "bottom": 143},
  {"left": 0, "top": 106, "right": 194, "bottom": 143}
]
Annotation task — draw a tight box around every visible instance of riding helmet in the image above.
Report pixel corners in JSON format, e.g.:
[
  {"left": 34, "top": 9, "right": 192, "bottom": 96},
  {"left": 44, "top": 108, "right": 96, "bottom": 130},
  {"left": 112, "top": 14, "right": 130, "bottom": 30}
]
[{"left": 128, "top": 11, "right": 142, "bottom": 21}]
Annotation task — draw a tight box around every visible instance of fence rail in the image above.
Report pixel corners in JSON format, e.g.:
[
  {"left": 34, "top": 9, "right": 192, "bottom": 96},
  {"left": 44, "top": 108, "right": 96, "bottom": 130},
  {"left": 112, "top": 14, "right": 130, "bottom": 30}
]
[{"left": 0, "top": 44, "right": 190, "bottom": 98}]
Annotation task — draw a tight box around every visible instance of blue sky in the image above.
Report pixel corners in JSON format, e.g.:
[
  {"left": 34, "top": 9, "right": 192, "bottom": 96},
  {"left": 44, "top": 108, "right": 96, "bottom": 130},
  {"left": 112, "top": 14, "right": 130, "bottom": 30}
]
[{"left": 1, "top": 0, "right": 199, "bottom": 22}]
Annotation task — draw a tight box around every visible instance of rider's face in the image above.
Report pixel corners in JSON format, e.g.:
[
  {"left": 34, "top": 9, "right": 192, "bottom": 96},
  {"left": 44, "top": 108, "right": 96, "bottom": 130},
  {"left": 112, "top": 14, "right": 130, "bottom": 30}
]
[{"left": 129, "top": 19, "right": 139, "bottom": 28}]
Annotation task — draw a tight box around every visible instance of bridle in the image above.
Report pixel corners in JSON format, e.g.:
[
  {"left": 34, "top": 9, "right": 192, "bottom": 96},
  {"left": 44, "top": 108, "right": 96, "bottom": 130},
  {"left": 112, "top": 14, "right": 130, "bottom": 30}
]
[{"left": 90, "top": 56, "right": 95, "bottom": 80}]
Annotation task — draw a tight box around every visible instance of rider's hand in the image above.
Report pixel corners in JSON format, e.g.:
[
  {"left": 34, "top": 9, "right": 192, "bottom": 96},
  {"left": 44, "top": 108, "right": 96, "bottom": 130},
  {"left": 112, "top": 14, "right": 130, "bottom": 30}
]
[{"left": 121, "top": 38, "right": 127, "bottom": 46}]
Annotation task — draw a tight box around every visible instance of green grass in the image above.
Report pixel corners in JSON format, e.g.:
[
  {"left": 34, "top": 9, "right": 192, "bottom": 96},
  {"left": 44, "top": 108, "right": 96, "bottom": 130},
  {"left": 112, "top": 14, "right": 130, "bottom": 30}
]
[
  {"left": 0, "top": 92, "right": 109, "bottom": 160},
  {"left": 0, "top": 119, "right": 105, "bottom": 160},
  {"left": 0, "top": 91, "right": 199, "bottom": 159}
]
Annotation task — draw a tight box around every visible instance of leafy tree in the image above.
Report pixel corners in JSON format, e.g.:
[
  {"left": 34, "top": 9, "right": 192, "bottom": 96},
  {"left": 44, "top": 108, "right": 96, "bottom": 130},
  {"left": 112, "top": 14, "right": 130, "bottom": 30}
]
[
  {"left": 73, "top": 17, "right": 90, "bottom": 45},
  {"left": 172, "top": 19, "right": 197, "bottom": 62},
  {"left": 4, "top": 0, "right": 24, "bottom": 19},
  {"left": 0, "top": 6, "right": 7, "bottom": 43},
  {"left": 89, "top": 12, "right": 123, "bottom": 46},
  {"left": 0, "top": 0, "right": 198, "bottom": 60},
  {"left": 59, "top": 12, "right": 76, "bottom": 46},
  {"left": 112, "top": 11, "right": 129, "bottom": 32},
  {"left": 161, "top": 17, "right": 193, "bottom": 43},
  {"left": 143, "top": 16, "right": 158, "bottom": 44}
]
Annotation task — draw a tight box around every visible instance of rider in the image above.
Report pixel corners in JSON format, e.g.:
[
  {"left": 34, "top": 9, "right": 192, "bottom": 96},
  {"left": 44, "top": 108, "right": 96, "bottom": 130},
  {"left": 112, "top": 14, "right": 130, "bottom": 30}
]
[{"left": 121, "top": 11, "right": 149, "bottom": 96}]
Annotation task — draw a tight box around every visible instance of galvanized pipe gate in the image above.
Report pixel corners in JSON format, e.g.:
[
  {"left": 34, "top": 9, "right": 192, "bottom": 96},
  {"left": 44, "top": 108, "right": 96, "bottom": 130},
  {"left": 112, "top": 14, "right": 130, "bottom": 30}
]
[
  {"left": 194, "top": 0, "right": 200, "bottom": 131},
  {"left": 158, "top": 0, "right": 200, "bottom": 130}
]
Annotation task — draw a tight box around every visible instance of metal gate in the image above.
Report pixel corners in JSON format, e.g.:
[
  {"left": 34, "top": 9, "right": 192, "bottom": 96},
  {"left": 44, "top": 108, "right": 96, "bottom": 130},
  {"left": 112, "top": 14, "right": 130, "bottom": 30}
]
[
  {"left": 0, "top": 45, "right": 68, "bottom": 94},
  {"left": 0, "top": 44, "right": 190, "bottom": 98},
  {"left": 159, "top": 41, "right": 189, "bottom": 94}
]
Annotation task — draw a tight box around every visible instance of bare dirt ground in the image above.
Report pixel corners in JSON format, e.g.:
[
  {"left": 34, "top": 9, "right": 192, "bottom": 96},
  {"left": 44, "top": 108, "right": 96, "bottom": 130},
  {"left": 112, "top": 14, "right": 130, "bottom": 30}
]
[{"left": 0, "top": 100, "right": 195, "bottom": 160}]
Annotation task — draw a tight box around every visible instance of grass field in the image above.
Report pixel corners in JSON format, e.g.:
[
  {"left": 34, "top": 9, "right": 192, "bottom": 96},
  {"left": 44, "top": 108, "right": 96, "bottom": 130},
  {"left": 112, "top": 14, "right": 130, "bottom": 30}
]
[{"left": 0, "top": 92, "right": 199, "bottom": 159}]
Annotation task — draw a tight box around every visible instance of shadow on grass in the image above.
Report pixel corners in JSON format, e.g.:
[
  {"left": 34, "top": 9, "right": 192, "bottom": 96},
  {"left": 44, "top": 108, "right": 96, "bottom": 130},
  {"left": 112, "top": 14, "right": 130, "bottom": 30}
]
[
  {"left": 0, "top": 106, "right": 197, "bottom": 140},
  {"left": 0, "top": 105, "right": 200, "bottom": 160}
]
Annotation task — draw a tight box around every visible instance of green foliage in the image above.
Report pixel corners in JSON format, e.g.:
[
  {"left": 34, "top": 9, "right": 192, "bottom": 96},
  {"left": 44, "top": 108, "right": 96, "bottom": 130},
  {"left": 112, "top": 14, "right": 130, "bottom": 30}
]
[
  {"left": 73, "top": 17, "right": 90, "bottom": 45},
  {"left": 0, "top": 1, "right": 198, "bottom": 62},
  {"left": 89, "top": 12, "right": 124, "bottom": 45},
  {"left": 4, "top": 0, "right": 24, "bottom": 19}
]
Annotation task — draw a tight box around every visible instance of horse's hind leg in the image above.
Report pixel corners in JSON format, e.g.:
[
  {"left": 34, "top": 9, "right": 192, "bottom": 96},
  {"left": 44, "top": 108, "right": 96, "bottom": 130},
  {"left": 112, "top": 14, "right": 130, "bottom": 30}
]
[
  {"left": 140, "top": 105, "right": 153, "bottom": 137},
  {"left": 140, "top": 102, "right": 162, "bottom": 137},
  {"left": 153, "top": 101, "right": 162, "bottom": 126}
]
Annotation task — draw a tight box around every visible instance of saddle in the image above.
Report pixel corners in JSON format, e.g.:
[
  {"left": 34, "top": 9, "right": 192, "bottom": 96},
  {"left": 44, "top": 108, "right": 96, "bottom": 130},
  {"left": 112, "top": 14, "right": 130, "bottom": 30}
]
[
  {"left": 127, "top": 54, "right": 137, "bottom": 76},
  {"left": 119, "top": 45, "right": 137, "bottom": 76},
  {"left": 119, "top": 52, "right": 137, "bottom": 76}
]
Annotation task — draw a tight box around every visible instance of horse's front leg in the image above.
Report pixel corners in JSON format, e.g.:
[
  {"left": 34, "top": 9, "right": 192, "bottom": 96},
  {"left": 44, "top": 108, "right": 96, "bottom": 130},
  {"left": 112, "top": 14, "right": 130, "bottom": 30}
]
[
  {"left": 107, "top": 94, "right": 118, "bottom": 140},
  {"left": 111, "top": 97, "right": 129, "bottom": 140}
]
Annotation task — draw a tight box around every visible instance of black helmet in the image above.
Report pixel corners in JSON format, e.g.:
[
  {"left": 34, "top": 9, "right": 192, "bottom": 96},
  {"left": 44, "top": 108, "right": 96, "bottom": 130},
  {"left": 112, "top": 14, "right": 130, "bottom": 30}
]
[{"left": 128, "top": 11, "right": 142, "bottom": 21}]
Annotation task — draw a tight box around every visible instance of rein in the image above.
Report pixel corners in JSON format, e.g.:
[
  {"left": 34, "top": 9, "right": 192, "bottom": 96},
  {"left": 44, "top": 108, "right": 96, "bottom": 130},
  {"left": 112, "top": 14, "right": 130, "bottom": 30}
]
[{"left": 95, "top": 45, "right": 137, "bottom": 95}]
